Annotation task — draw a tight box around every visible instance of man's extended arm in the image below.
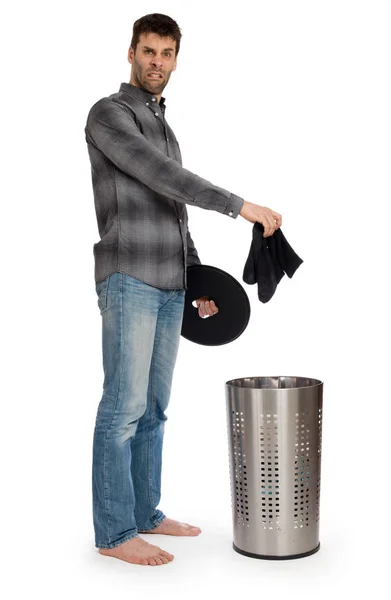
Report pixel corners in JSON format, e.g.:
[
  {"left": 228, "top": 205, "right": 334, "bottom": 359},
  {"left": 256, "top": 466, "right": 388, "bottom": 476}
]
[{"left": 85, "top": 99, "right": 244, "bottom": 218}]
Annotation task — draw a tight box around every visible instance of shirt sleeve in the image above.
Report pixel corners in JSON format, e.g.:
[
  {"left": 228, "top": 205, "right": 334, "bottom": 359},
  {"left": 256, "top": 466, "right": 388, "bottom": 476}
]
[{"left": 85, "top": 98, "right": 244, "bottom": 218}]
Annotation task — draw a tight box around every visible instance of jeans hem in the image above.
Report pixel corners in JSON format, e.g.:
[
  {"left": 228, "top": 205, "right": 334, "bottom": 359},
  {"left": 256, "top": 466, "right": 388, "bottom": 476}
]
[
  {"left": 95, "top": 530, "right": 139, "bottom": 549},
  {"left": 138, "top": 512, "right": 166, "bottom": 532}
]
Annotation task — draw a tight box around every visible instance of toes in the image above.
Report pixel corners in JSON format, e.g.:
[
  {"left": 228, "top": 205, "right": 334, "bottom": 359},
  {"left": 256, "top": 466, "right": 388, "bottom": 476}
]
[
  {"left": 147, "top": 557, "right": 158, "bottom": 566},
  {"left": 154, "top": 556, "right": 164, "bottom": 565},
  {"left": 183, "top": 523, "right": 201, "bottom": 533},
  {"left": 159, "top": 549, "right": 174, "bottom": 560},
  {"left": 182, "top": 524, "right": 201, "bottom": 535},
  {"left": 152, "top": 544, "right": 173, "bottom": 560},
  {"left": 159, "top": 553, "right": 171, "bottom": 563}
]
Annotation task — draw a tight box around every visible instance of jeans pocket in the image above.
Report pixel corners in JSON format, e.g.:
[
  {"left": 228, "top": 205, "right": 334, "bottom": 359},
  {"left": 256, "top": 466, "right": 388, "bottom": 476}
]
[{"left": 95, "top": 275, "right": 110, "bottom": 314}]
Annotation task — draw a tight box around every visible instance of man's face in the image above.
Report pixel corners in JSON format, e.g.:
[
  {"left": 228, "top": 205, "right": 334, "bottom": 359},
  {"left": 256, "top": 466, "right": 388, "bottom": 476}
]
[{"left": 128, "top": 32, "right": 177, "bottom": 97}]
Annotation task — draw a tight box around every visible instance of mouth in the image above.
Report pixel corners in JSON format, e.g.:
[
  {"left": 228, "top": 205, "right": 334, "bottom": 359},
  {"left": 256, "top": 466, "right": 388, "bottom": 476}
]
[{"left": 147, "top": 72, "right": 163, "bottom": 80}]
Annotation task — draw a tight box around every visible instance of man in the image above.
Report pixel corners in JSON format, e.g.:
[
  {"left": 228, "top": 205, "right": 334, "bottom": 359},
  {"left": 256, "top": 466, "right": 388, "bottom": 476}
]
[{"left": 85, "top": 13, "right": 282, "bottom": 567}]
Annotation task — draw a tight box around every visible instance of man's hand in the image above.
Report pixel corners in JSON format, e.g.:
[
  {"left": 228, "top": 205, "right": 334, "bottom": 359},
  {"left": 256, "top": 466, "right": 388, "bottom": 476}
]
[
  {"left": 194, "top": 296, "right": 219, "bottom": 319},
  {"left": 239, "top": 201, "right": 282, "bottom": 237}
]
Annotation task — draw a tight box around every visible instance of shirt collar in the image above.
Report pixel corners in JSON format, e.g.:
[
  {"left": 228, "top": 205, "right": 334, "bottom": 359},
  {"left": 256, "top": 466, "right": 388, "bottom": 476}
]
[{"left": 119, "top": 82, "right": 166, "bottom": 110}]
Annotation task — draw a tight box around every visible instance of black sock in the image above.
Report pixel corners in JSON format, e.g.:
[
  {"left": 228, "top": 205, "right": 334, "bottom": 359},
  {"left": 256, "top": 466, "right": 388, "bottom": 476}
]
[
  {"left": 255, "top": 241, "right": 278, "bottom": 302},
  {"left": 267, "top": 233, "right": 285, "bottom": 285},
  {"left": 274, "top": 229, "right": 303, "bottom": 278},
  {"left": 243, "top": 223, "right": 261, "bottom": 284},
  {"left": 243, "top": 223, "right": 278, "bottom": 302}
]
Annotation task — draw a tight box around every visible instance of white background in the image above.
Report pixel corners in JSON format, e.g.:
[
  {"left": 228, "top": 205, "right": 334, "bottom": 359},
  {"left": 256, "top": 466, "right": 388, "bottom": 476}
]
[{"left": 2, "top": 0, "right": 391, "bottom": 597}]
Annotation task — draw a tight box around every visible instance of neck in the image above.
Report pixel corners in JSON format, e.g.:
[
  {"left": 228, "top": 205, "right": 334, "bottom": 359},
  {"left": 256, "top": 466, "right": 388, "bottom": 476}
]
[{"left": 129, "top": 77, "right": 161, "bottom": 102}]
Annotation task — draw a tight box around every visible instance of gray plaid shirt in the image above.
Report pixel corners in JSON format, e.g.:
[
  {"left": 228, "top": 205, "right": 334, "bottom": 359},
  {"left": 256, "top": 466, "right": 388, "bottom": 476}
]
[{"left": 85, "top": 82, "right": 244, "bottom": 289}]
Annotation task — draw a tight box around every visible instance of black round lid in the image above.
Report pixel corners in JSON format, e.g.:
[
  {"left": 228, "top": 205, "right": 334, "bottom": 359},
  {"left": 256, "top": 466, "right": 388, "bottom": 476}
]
[{"left": 181, "top": 264, "right": 251, "bottom": 346}]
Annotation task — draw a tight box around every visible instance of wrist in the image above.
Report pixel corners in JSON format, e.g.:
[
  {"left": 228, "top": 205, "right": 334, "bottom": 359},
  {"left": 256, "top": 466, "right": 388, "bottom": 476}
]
[{"left": 240, "top": 200, "right": 248, "bottom": 215}]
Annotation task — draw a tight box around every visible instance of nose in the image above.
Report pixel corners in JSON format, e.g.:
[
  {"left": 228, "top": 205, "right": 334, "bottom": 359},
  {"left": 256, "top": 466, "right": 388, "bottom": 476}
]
[{"left": 151, "top": 57, "right": 163, "bottom": 70}]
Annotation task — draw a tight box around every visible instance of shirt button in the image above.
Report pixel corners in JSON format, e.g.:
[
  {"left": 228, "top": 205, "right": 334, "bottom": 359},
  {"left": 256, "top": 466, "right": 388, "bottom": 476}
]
[
  {"left": 152, "top": 97, "right": 156, "bottom": 102},
  {"left": 146, "top": 102, "right": 149, "bottom": 106},
  {"left": 154, "top": 112, "right": 159, "bottom": 116},
  {"left": 229, "top": 211, "right": 233, "bottom": 216},
  {"left": 179, "top": 218, "right": 182, "bottom": 223}
]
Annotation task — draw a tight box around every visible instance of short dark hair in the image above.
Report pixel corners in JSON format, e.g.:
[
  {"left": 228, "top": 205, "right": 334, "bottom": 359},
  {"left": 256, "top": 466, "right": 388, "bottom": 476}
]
[{"left": 131, "top": 13, "right": 182, "bottom": 56}]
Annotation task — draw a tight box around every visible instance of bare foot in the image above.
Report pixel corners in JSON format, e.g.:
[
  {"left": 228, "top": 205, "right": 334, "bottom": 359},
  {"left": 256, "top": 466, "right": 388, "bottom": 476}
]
[
  {"left": 98, "top": 536, "right": 174, "bottom": 566},
  {"left": 139, "top": 517, "right": 201, "bottom": 537}
]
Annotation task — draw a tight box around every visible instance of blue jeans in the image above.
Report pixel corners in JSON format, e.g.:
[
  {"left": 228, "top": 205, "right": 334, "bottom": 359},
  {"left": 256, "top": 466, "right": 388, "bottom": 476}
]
[{"left": 93, "top": 271, "right": 185, "bottom": 549}]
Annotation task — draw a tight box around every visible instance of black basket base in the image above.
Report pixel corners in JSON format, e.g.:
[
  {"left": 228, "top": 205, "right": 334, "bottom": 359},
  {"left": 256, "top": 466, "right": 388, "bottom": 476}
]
[{"left": 233, "top": 542, "right": 320, "bottom": 560}]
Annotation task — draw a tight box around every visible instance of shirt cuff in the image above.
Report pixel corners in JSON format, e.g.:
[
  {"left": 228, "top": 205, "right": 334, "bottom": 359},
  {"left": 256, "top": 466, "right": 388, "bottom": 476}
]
[{"left": 225, "top": 193, "right": 245, "bottom": 219}]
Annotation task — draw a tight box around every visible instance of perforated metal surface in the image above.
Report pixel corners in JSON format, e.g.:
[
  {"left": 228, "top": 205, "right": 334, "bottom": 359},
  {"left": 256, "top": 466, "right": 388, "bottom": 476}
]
[
  {"left": 232, "top": 411, "right": 249, "bottom": 527},
  {"left": 226, "top": 376, "right": 323, "bottom": 559},
  {"left": 260, "top": 412, "right": 280, "bottom": 531}
]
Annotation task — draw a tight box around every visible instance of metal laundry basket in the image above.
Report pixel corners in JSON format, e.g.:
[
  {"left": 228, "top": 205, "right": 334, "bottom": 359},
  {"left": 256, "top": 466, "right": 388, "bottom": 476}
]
[{"left": 225, "top": 376, "right": 323, "bottom": 560}]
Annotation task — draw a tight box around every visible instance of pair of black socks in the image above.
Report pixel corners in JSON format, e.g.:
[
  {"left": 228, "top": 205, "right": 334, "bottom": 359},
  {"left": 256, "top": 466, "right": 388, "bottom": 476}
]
[{"left": 242, "top": 223, "right": 303, "bottom": 302}]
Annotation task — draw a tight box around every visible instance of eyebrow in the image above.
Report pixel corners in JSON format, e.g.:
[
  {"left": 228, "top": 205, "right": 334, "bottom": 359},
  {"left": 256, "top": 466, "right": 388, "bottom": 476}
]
[{"left": 142, "top": 45, "right": 174, "bottom": 52}]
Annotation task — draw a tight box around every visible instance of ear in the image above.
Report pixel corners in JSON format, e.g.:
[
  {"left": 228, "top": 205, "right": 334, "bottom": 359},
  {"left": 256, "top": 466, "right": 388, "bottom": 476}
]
[{"left": 128, "top": 46, "right": 134, "bottom": 65}]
